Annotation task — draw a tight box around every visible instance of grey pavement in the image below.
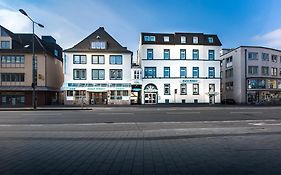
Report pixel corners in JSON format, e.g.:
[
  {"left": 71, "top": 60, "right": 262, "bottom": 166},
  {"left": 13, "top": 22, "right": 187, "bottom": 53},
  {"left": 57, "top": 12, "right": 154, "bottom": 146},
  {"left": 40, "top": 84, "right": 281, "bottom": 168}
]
[{"left": 0, "top": 106, "right": 281, "bottom": 174}]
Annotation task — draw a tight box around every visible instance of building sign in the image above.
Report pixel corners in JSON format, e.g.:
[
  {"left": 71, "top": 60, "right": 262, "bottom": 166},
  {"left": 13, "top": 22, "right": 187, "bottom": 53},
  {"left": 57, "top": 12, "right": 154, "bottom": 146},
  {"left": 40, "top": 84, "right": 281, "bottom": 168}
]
[
  {"left": 87, "top": 87, "right": 106, "bottom": 92},
  {"left": 181, "top": 80, "right": 199, "bottom": 84}
]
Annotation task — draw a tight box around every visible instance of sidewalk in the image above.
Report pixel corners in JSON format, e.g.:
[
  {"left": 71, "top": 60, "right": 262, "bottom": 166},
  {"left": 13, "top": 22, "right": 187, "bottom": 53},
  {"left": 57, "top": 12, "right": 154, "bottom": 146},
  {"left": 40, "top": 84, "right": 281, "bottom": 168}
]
[{"left": 0, "top": 105, "right": 92, "bottom": 111}]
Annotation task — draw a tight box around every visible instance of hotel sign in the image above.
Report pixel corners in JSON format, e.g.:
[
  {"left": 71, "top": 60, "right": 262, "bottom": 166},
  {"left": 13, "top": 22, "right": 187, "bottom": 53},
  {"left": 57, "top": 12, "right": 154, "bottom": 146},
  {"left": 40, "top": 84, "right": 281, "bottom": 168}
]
[{"left": 181, "top": 80, "right": 199, "bottom": 84}]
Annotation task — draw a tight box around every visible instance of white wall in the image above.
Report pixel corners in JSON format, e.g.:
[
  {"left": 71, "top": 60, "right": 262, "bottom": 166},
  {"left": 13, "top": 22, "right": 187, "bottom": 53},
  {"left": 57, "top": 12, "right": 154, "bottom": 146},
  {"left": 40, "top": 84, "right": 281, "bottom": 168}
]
[
  {"left": 63, "top": 52, "right": 131, "bottom": 85},
  {"left": 139, "top": 44, "right": 221, "bottom": 104}
]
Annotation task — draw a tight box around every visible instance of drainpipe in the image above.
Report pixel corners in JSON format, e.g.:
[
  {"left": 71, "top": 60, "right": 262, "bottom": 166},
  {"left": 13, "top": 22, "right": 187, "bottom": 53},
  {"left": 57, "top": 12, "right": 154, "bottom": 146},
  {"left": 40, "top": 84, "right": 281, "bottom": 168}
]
[{"left": 245, "top": 49, "right": 247, "bottom": 104}]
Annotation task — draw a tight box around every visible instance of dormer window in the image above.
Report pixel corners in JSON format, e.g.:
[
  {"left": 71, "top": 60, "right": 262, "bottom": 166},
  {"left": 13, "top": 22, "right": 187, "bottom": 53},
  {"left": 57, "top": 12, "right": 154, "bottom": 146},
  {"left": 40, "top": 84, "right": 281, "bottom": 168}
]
[
  {"left": 0, "top": 41, "right": 11, "bottom": 49},
  {"left": 164, "top": 36, "right": 169, "bottom": 42},
  {"left": 193, "top": 37, "right": 198, "bottom": 44},
  {"left": 91, "top": 41, "right": 107, "bottom": 49},
  {"left": 181, "top": 36, "right": 186, "bottom": 43},
  {"left": 208, "top": 37, "right": 214, "bottom": 43},
  {"left": 144, "top": 36, "right": 155, "bottom": 42},
  {"left": 0, "top": 28, "right": 9, "bottom": 36}
]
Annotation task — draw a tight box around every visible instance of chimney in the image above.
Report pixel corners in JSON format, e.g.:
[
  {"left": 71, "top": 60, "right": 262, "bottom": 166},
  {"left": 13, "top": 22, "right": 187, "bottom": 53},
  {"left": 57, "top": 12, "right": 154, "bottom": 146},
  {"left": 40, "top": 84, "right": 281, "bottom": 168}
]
[
  {"left": 42, "top": 36, "right": 56, "bottom": 44},
  {"left": 99, "top": 27, "right": 105, "bottom": 30}
]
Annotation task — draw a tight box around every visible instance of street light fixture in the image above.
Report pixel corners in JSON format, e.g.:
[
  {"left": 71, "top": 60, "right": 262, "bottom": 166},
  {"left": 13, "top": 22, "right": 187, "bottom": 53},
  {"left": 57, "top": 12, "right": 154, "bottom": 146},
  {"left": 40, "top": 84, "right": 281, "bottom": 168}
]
[{"left": 19, "top": 9, "right": 44, "bottom": 109}]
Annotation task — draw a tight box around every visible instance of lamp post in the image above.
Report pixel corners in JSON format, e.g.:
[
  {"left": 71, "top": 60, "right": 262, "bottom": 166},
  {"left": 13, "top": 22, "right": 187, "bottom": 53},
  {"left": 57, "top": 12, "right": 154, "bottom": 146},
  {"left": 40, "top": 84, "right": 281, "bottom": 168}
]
[{"left": 19, "top": 9, "right": 44, "bottom": 109}]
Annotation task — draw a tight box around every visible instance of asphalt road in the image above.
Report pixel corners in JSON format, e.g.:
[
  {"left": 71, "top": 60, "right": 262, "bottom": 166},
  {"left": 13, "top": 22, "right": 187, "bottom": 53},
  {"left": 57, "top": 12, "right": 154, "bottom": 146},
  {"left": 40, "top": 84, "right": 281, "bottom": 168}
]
[
  {"left": 0, "top": 106, "right": 281, "bottom": 124},
  {"left": 0, "top": 106, "right": 281, "bottom": 175}
]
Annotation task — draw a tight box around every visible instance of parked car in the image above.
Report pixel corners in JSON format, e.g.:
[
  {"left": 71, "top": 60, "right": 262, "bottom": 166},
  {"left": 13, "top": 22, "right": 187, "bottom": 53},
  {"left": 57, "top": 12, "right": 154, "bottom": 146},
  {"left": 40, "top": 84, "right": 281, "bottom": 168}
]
[{"left": 221, "top": 99, "right": 236, "bottom": 104}]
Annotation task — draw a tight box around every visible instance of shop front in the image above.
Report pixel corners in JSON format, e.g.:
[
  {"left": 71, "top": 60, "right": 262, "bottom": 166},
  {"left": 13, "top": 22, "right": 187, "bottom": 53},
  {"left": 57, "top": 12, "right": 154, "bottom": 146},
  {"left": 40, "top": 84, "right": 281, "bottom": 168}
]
[
  {"left": 63, "top": 83, "right": 131, "bottom": 105},
  {"left": 247, "top": 78, "right": 281, "bottom": 104}
]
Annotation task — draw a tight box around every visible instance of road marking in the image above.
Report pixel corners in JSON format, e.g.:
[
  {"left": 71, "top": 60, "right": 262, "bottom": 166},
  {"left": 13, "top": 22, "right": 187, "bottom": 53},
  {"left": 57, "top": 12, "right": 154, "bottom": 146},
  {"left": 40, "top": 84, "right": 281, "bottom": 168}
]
[
  {"left": 21, "top": 113, "right": 62, "bottom": 116},
  {"left": 166, "top": 112, "right": 201, "bottom": 115},
  {"left": 0, "top": 119, "right": 278, "bottom": 127},
  {"left": 230, "top": 111, "right": 262, "bottom": 114},
  {"left": 97, "top": 113, "right": 134, "bottom": 115},
  {"left": 249, "top": 122, "right": 281, "bottom": 126}
]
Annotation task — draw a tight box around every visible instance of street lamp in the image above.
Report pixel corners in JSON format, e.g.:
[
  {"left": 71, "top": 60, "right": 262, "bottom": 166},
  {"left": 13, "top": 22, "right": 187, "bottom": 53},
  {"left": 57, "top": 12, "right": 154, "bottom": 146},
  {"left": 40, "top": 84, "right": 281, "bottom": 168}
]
[{"left": 19, "top": 9, "right": 44, "bottom": 109}]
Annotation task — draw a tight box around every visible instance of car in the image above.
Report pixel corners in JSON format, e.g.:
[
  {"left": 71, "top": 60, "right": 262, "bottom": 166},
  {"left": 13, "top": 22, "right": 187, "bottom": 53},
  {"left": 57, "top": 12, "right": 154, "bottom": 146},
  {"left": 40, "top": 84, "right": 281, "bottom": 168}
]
[{"left": 221, "top": 99, "right": 236, "bottom": 104}]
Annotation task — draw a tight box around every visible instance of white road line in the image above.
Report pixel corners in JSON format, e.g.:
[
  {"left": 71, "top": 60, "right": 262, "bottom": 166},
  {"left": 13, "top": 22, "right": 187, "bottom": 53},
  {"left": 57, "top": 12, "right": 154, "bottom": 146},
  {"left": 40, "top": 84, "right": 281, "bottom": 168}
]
[
  {"left": 0, "top": 119, "right": 278, "bottom": 127},
  {"left": 166, "top": 112, "right": 201, "bottom": 115},
  {"left": 248, "top": 122, "right": 281, "bottom": 126},
  {"left": 230, "top": 111, "right": 262, "bottom": 114},
  {"left": 21, "top": 113, "right": 62, "bottom": 116},
  {"left": 97, "top": 113, "right": 134, "bottom": 115}
]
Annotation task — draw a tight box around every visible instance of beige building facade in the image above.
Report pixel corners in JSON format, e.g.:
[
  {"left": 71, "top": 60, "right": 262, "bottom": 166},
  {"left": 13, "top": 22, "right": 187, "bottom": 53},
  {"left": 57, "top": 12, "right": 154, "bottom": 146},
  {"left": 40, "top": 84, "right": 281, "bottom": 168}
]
[{"left": 0, "top": 25, "right": 63, "bottom": 106}]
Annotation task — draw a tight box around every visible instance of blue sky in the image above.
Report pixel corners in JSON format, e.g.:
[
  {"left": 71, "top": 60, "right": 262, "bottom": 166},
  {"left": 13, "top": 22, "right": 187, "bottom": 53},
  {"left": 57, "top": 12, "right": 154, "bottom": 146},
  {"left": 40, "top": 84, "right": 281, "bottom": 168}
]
[{"left": 1, "top": 0, "right": 281, "bottom": 55}]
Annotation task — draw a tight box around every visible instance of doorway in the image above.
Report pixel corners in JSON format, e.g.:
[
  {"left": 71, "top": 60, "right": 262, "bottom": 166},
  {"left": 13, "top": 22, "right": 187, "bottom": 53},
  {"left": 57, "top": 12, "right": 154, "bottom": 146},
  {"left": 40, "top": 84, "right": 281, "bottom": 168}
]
[
  {"left": 209, "top": 94, "right": 215, "bottom": 104},
  {"left": 144, "top": 93, "right": 157, "bottom": 104},
  {"left": 90, "top": 92, "right": 107, "bottom": 105}
]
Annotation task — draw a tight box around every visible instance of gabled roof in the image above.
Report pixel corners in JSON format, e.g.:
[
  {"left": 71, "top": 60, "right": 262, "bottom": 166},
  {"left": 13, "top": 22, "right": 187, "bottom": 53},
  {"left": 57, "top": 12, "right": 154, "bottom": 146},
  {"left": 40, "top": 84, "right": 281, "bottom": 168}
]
[
  {"left": 64, "top": 27, "right": 132, "bottom": 54},
  {"left": 0, "top": 25, "right": 63, "bottom": 61},
  {"left": 141, "top": 32, "right": 222, "bottom": 46}
]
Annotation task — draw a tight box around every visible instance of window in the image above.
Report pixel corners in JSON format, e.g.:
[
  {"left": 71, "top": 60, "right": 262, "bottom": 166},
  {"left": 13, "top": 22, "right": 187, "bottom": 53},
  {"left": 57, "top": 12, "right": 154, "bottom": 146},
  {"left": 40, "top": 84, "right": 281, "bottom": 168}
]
[
  {"left": 180, "top": 84, "right": 187, "bottom": 95},
  {"left": 73, "top": 69, "right": 86, "bottom": 80},
  {"left": 248, "top": 66, "right": 258, "bottom": 75},
  {"left": 92, "top": 69, "right": 105, "bottom": 80},
  {"left": 208, "top": 50, "right": 215, "bottom": 60},
  {"left": 180, "top": 49, "right": 186, "bottom": 60},
  {"left": 54, "top": 50, "right": 58, "bottom": 57},
  {"left": 164, "top": 67, "right": 170, "bottom": 78},
  {"left": 144, "top": 67, "right": 156, "bottom": 78},
  {"left": 147, "top": 49, "right": 153, "bottom": 60},
  {"left": 192, "top": 67, "right": 199, "bottom": 78},
  {"left": 272, "top": 55, "right": 278, "bottom": 63},
  {"left": 110, "top": 69, "right": 122, "bottom": 80},
  {"left": 144, "top": 36, "right": 155, "bottom": 42},
  {"left": 164, "top": 49, "right": 170, "bottom": 60},
  {"left": 208, "top": 37, "right": 214, "bottom": 43},
  {"left": 164, "top": 36, "right": 169, "bottom": 42},
  {"left": 226, "top": 82, "right": 234, "bottom": 91},
  {"left": 280, "top": 68, "right": 281, "bottom": 76},
  {"left": 193, "top": 49, "right": 199, "bottom": 60},
  {"left": 92, "top": 55, "right": 105, "bottom": 64},
  {"left": 248, "top": 52, "right": 258, "bottom": 60},
  {"left": 209, "top": 84, "right": 215, "bottom": 92},
  {"left": 0, "top": 73, "right": 24, "bottom": 82},
  {"left": 193, "top": 84, "right": 199, "bottom": 95},
  {"left": 271, "top": 67, "right": 278, "bottom": 76},
  {"left": 67, "top": 91, "right": 74, "bottom": 96},
  {"left": 73, "top": 55, "right": 86, "bottom": 64},
  {"left": 1, "top": 55, "right": 25, "bottom": 67},
  {"left": 181, "top": 36, "right": 186, "bottom": 43},
  {"left": 225, "top": 68, "right": 233, "bottom": 78},
  {"left": 1, "top": 41, "right": 10, "bottom": 49},
  {"left": 110, "top": 55, "right": 122, "bottom": 64},
  {"left": 180, "top": 67, "right": 187, "bottom": 78},
  {"left": 134, "top": 70, "right": 141, "bottom": 79},
  {"left": 91, "top": 41, "right": 107, "bottom": 49},
  {"left": 261, "top": 66, "right": 269, "bottom": 76},
  {"left": 262, "top": 53, "right": 269, "bottom": 61},
  {"left": 208, "top": 67, "right": 215, "bottom": 78},
  {"left": 0, "top": 29, "right": 8, "bottom": 36},
  {"left": 193, "top": 36, "right": 198, "bottom": 44},
  {"left": 164, "top": 84, "right": 170, "bottom": 95}
]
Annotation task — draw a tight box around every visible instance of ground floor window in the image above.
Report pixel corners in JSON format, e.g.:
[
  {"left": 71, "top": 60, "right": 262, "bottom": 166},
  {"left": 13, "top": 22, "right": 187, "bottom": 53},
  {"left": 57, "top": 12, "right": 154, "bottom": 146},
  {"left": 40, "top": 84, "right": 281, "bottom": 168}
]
[
  {"left": 67, "top": 90, "right": 74, "bottom": 96},
  {"left": 110, "top": 90, "right": 128, "bottom": 100},
  {"left": 193, "top": 84, "right": 199, "bottom": 95},
  {"left": 0, "top": 93, "right": 25, "bottom": 106}
]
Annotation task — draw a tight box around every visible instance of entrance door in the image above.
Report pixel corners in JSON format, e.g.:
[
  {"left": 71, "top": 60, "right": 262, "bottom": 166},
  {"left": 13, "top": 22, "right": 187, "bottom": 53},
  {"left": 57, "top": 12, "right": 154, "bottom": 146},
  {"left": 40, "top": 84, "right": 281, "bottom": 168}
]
[
  {"left": 91, "top": 92, "right": 107, "bottom": 105},
  {"left": 209, "top": 95, "right": 215, "bottom": 104},
  {"left": 144, "top": 93, "right": 157, "bottom": 104}
]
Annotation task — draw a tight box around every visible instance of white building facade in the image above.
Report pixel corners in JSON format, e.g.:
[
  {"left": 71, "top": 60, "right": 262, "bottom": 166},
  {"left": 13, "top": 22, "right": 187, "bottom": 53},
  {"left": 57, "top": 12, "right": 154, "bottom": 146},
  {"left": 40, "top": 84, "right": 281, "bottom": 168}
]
[
  {"left": 221, "top": 46, "right": 281, "bottom": 104},
  {"left": 138, "top": 32, "right": 222, "bottom": 104},
  {"left": 62, "top": 27, "right": 132, "bottom": 105}
]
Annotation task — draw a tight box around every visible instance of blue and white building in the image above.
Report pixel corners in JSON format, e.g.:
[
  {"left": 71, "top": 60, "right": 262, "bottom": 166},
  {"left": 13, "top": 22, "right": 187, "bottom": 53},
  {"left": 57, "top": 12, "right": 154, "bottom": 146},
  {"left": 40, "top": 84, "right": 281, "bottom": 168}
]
[{"left": 138, "top": 32, "right": 222, "bottom": 104}]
